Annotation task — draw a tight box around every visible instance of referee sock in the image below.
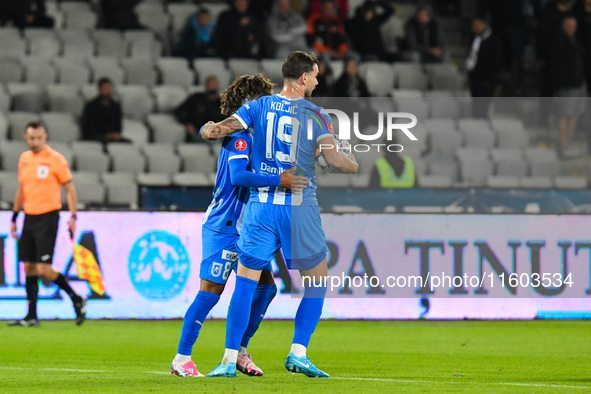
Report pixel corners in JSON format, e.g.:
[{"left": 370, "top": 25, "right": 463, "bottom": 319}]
[
  {"left": 53, "top": 273, "right": 77, "bottom": 301},
  {"left": 25, "top": 276, "right": 39, "bottom": 320},
  {"left": 240, "top": 283, "right": 277, "bottom": 349},
  {"left": 177, "top": 291, "right": 220, "bottom": 356},
  {"left": 292, "top": 283, "right": 327, "bottom": 349},
  {"left": 224, "top": 276, "right": 258, "bottom": 363}
]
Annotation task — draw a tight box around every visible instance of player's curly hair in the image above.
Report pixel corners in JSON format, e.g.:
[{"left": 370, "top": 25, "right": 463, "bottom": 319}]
[{"left": 220, "top": 74, "right": 274, "bottom": 115}]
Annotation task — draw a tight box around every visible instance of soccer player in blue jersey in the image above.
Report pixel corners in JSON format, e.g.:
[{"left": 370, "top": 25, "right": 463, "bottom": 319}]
[
  {"left": 201, "top": 51, "right": 358, "bottom": 378},
  {"left": 170, "top": 74, "right": 309, "bottom": 378}
]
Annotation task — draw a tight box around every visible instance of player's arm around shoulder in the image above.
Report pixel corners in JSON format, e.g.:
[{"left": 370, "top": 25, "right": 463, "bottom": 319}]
[
  {"left": 200, "top": 116, "right": 246, "bottom": 142},
  {"left": 318, "top": 135, "right": 359, "bottom": 174}
]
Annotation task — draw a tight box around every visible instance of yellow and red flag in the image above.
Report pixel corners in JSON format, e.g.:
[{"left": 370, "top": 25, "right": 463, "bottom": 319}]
[{"left": 73, "top": 244, "right": 106, "bottom": 296}]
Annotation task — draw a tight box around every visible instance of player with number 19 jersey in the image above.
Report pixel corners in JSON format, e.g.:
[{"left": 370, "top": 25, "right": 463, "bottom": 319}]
[{"left": 233, "top": 94, "right": 334, "bottom": 271}]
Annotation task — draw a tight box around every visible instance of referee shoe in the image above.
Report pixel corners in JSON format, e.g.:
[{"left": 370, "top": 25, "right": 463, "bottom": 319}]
[
  {"left": 73, "top": 296, "right": 87, "bottom": 326},
  {"left": 7, "top": 317, "right": 40, "bottom": 327}
]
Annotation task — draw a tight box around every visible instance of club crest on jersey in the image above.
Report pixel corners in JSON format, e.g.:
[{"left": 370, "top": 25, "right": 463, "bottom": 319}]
[
  {"left": 37, "top": 165, "right": 49, "bottom": 179},
  {"left": 211, "top": 262, "right": 223, "bottom": 277},
  {"left": 222, "top": 250, "right": 238, "bottom": 261},
  {"left": 235, "top": 139, "right": 247, "bottom": 151}
]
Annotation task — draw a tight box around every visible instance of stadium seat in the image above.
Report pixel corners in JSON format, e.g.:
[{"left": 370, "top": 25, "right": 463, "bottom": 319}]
[
  {"left": 172, "top": 173, "right": 212, "bottom": 186},
  {"left": 177, "top": 143, "right": 210, "bottom": 157},
  {"left": 48, "top": 141, "right": 73, "bottom": 166},
  {"left": 123, "top": 58, "right": 158, "bottom": 86},
  {"left": 80, "top": 84, "right": 99, "bottom": 102},
  {"left": 461, "top": 129, "right": 496, "bottom": 148},
  {"left": 24, "top": 58, "right": 57, "bottom": 85},
  {"left": 521, "top": 176, "right": 552, "bottom": 189},
  {"left": 425, "top": 154, "right": 459, "bottom": 181},
  {"left": 101, "top": 172, "right": 138, "bottom": 206},
  {"left": 490, "top": 147, "right": 523, "bottom": 162},
  {"left": 88, "top": 57, "right": 125, "bottom": 85},
  {"left": 142, "top": 143, "right": 175, "bottom": 156},
  {"left": 60, "top": 1, "right": 92, "bottom": 13},
  {"left": 429, "top": 129, "right": 462, "bottom": 156},
  {"left": 393, "top": 64, "right": 428, "bottom": 90},
  {"left": 137, "top": 3, "right": 170, "bottom": 38},
  {"left": 261, "top": 59, "right": 285, "bottom": 85},
  {"left": 0, "top": 171, "right": 19, "bottom": 202},
  {"left": 458, "top": 119, "right": 491, "bottom": 133},
  {"left": 72, "top": 174, "right": 106, "bottom": 206},
  {"left": 392, "top": 94, "right": 429, "bottom": 120},
  {"left": 63, "top": 9, "right": 97, "bottom": 29},
  {"left": 8, "top": 112, "right": 39, "bottom": 138},
  {"left": 106, "top": 142, "right": 140, "bottom": 157},
  {"left": 0, "top": 28, "right": 27, "bottom": 58},
  {"left": 530, "top": 161, "right": 561, "bottom": 177},
  {"left": 45, "top": 1, "right": 64, "bottom": 28},
  {"left": 125, "top": 31, "right": 162, "bottom": 60},
  {"left": 7, "top": 83, "right": 44, "bottom": 112},
  {"left": 425, "top": 63, "right": 463, "bottom": 90},
  {"left": 41, "top": 112, "right": 80, "bottom": 142},
  {"left": 71, "top": 141, "right": 104, "bottom": 155},
  {"left": 460, "top": 158, "right": 494, "bottom": 186},
  {"left": 491, "top": 118, "right": 525, "bottom": 133},
  {"left": 151, "top": 85, "right": 187, "bottom": 113},
  {"left": 362, "top": 62, "right": 395, "bottom": 97},
  {"left": 497, "top": 128, "right": 529, "bottom": 149},
  {"left": 554, "top": 176, "right": 587, "bottom": 189},
  {"left": 157, "top": 58, "right": 195, "bottom": 86},
  {"left": 194, "top": 58, "right": 231, "bottom": 87},
  {"left": 94, "top": 30, "right": 127, "bottom": 59},
  {"left": 417, "top": 174, "right": 453, "bottom": 188},
  {"left": 0, "top": 58, "right": 24, "bottom": 83},
  {"left": 524, "top": 148, "right": 558, "bottom": 163},
  {"left": 137, "top": 172, "right": 172, "bottom": 186},
  {"left": 54, "top": 58, "right": 91, "bottom": 85},
  {"left": 496, "top": 160, "right": 529, "bottom": 177},
  {"left": 425, "top": 91, "right": 461, "bottom": 119},
  {"left": 228, "top": 59, "right": 261, "bottom": 79},
  {"left": 0, "top": 86, "right": 9, "bottom": 112},
  {"left": 71, "top": 171, "right": 100, "bottom": 185},
  {"left": 47, "top": 84, "right": 84, "bottom": 116},
  {"left": 0, "top": 141, "right": 27, "bottom": 170},
  {"left": 0, "top": 113, "right": 8, "bottom": 140},
  {"left": 182, "top": 154, "right": 216, "bottom": 173},
  {"left": 168, "top": 3, "right": 198, "bottom": 38},
  {"left": 456, "top": 147, "right": 489, "bottom": 162},
  {"left": 486, "top": 175, "right": 521, "bottom": 188},
  {"left": 59, "top": 29, "right": 95, "bottom": 58},
  {"left": 75, "top": 152, "right": 110, "bottom": 172},
  {"left": 112, "top": 150, "right": 146, "bottom": 173},
  {"left": 27, "top": 33, "right": 61, "bottom": 58},
  {"left": 122, "top": 119, "right": 150, "bottom": 145},
  {"left": 147, "top": 114, "right": 185, "bottom": 144},
  {"left": 425, "top": 118, "right": 457, "bottom": 133},
  {"left": 117, "top": 85, "right": 153, "bottom": 119}
]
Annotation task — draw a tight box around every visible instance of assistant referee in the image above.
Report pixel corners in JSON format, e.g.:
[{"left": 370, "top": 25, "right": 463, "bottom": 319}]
[{"left": 8, "top": 122, "right": 86, "bottom": 327}]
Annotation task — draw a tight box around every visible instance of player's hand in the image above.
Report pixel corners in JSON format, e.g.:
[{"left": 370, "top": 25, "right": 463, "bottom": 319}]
[
  {"left": 280, "top": 167, "right": 309, "bottom": 192},
  {"left": 68, "top": 218, "right": 76, "bottom": 240},
  {"left": 10, "top": 222, "right": 18, "bottom": 240}
]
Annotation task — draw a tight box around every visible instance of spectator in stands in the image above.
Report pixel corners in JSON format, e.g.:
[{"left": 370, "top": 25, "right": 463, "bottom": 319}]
[
  {"left": 576, "top": 0, "right": 591, "bottom": 96},
  {"left": 466, "top": 18, "right": 502, "bottom": 118},
  {"left": 176, "top": 8, "right": 217, "bottom": 61},
  {"left": 312, "top": 57, "right": 334, "bottom": 97},
  {"left": 100, "top": 0, "right": 143, "bottom": 31},
  {"left": 307, "top": 0, "right": 348, "bottom": 20},
  {"left": 548, "top": 16, "right": 586, "bottom": 158},
  {"left": 404, "top": 5, "right": 444, "bottom": 63},
  {"left": 0, "top": 0, "right": 54, "bottom": 28},
  {"left": 345, "top": 0, "right": 394, "bottom": 61},
  {"left": 307, "top": 0, "right": 348, "bottom": 60},
  {"left": 268, "top": 0, "right": 310, "bottom": 59},
  {"left": 369, "top": 146, "right": 417, "bottom": 188},
  {"left": 333, "top": 57, "right": 370, "bottom": 97},
  {"left": 216, "top": 0, "right": 266, "bottom": 59},
  {"left": 81, "top": 78, "right": 130, "bottom": 144},
  {"left": 173, "top": 76, "right": 225, "bottom": 143}
]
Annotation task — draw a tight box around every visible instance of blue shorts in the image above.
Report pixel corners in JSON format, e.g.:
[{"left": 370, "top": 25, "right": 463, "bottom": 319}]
[
  {"left": 200, "top": 226, "right": 272, "bottom": 285},
  {"left": 237, "top": 202, "right": 328, "bottom": 271}
]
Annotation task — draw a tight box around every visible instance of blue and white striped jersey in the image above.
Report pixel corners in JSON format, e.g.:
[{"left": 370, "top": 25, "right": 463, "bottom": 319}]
[{"left": 233, "top": 94, "right": 333, "bottom": 206}]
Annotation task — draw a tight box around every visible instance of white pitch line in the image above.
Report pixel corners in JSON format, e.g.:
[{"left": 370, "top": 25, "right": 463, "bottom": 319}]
[{"left": 0, "top": 366, "right": 104, "bottom": 373}]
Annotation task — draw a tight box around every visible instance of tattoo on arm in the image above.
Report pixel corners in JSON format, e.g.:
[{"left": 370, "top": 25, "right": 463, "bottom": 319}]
[{"left": 201, "top": 117, "right": 245, "bottom": 141}]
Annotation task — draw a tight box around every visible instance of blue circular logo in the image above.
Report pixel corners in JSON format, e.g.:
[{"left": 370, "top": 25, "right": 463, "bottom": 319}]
[{"left": 128, "top": 231, "right": 190, "bottom": 301}]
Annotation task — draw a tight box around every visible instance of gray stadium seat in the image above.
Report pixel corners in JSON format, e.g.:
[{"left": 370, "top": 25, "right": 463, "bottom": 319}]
[
  {"left": 48, "top": 142, "right": 74, "bottom": 166},
  {"left": 460, "top": 158, "right": 494, "bottom": 186},
  {"left": 524, "top": 148, "right": 558, "bottom": 163},
  {"left": 101, "top": 172, "right": 138, "bottom": 206},
  {"left": 59, "top": 30, "right": 95, "bottom": 58},
  {"left": 261, "top": 59, "right": 285, "bottom": 85},
  {"left": 461, "top": 129, "right": 496, "bottom": 148},
  {"left": 137, "top": 172, "right": 172, "bottom": 186},
  {"left": 147, "top": 114, "right": 185, "bottom": 144},
  {"left": 54, "top": 58, "right": 91, "bottom": 84},
  {"left": 106, "top": 142, "right": 140, "bottom": 156},
  {"left": 71, "top": 141, "right": 103, "bottom": 155},
  {"left": 425, "top": 154, "right": 459, "bottom": 181},
  {"left": 94, "top": 30, "right": 127, "bottom": 59},
  {"left": 456, "top": 147, "right": 489, "bottom": 162},
  {"left": 182, "top": 153, "right": 216, "bottom": 173},
  {"left": 45, "top": 2, "right": 63, "bottom": 28},
  {"left": 152, "top": 85, "right": 187, "bottom": 112},
  {"left": 521, "top": 176, "right": 552, "bottom": 189},
  {"left": 429, "top": 129, "right": 462, "bottom": 155},
  {"left": 112, "top": 150, "right": 146, "bottom": 173},
  {"left": 122, "top": 119, "right": 150, "bottom": 145},
  {"left": 497, "top": 128, "right": 529, "bottom": 149},
  {"left": 177, "top": 143, "right": 210, "bottom": 157},
  {"left": 41, "top": 112, "right": 80, "bottom": 142},
  {"left": 228, "top": 59, "right": 261, "bottom": 78},
  {"left": 458, "top": 118, "right": 491, "bottom": 133},
  {"left": 491, "top": 118, "right": 525, "bottom": 133},
  {"left": 425, "top": 91, "right": 461, "bottom": 119},
  {"left": 137, "top": 3, "right": 170, "bottom": 38},
  {"left": 71, "top": 171, "right": 100, "bottom": 185},
  {"left": 125, "top": 31, "right": 162, "bottom": 60},
  {"left": 8, "top": 112, "right": 39, "bottom": 138},
  {"left": 425, "top": 118, "right": 457, "bottom": 133},
  {"left": 7, "top": 83, "right": 44, "bottom": 112},
  {"left": 194, "top": 58, "right": 231, "bottom": 87},
  {"left": 75, "top": 152, "right": 110, "bottom": 172},
  {"left": 123, "top": 58, "right": 158, "bottom": 86},
  {"left": 425, "top": 63, "right": 463, "bottom": 90},
  {"left": 0, "top": 141, "right": 27, "bottom": 170},
  {"left": 393, "top": 64, "right": 428, "bottom": 90},
  {"left": 554, "top": 176, "right": 587, "bottom": 189},
  {"left": 530, "top": 161, "right": 561, "bottom": 177},
  {"left": 64, "top": 9, "right": 97, "bottom": 29},
  {"left": 172, "top": 173, "right": 212, "bottom": 186},
  {"left": 496, "top": 160, "right": 529, "bottom": 177},
  {"left": 168, "top": 3, "right": 198, "bottom": 38},
  {"left": 0, "top": 171, "right": 19, "bottom": 202},
  {"left": 117, "top": 85, "right": 153, "bottom": 119},
  {"left": 24, "top": 58, "right": 57, "bottom": 85},
  {"left": 417, "top": 174, "right": 453, "bottom": 188},
  {"left": 47, "top": 84, "right": 84, "bottom": 116},
  {"left": 60, "top": 1, "right": 92, "bottom": 13},
  {"left": 0, "top": 86, "right": 9, "bottom": 112},
  {"left": 0, "top": 113, "right": 8, "bottom": 140},
  {"left": 80, "top": 84, "right": 99, "bottom": 102},
  {"left": 88, "top": 57, "right": 125, "bottom": 84},
  {"left": 392, "top": 93, "right": 429, "bottom": 120},
  {"left": 142, "top": 143, "right": 175, "bottom": 156},
  {"left": 0, "top": 28, "right": 26, "bottom": 58},
  {"left": 490, "top": 147, "right": 523, "bottom": 162},
  {"left": 486, "top": 175, "right": 521, "bottom": 188},
  {"left": 27, "top": 31, "right": 61, "bottom": 58},
  {"left": 364, "top": 62, "right": 396, "bottom": 97},
  {"left": 157, "top": 58, "right": 195, "bottom": 86},
  {"left": 0, "top": 58, "right": 24, "bottom": 83},
  {"left": 72, "top": 176, "right": 106, "bottom": 206}
]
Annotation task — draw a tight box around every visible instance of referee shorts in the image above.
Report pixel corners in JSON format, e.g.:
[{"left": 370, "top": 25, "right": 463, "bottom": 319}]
[{"left": 18, "top": 210, "right": 60, "bottom": 264}]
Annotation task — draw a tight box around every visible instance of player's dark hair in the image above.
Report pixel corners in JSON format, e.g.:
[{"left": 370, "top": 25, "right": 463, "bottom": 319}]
[
  {"left": 220, "top": 74, "right": 274, "bottom": 115},
  {"left": 24, "top": 121, "right": 44, "bottom": 133},
  {"left": 97, "top": 77, "right": 112, "bottom": 88},
  {"left": 197, "top": 7, "right": 209, "bottom": 15},
  {"left": 282, "top": 51, "right": 319, "bottom": 80}
]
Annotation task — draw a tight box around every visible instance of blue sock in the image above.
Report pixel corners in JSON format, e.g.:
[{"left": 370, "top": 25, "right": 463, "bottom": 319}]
[
  {"left": 292, "top": 283, "right": 327, "bottom": 348},
  {"left": 177, "top": 291, "right": 220, "bottom": 355},
  {"left": 240, "top": 283, "right": 277, "bottom": 348},
  {"left": 225, "top": 276, "right": 258, "bottom": 350}
]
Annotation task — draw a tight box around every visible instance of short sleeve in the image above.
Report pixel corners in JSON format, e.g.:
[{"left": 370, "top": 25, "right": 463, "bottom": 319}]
[
  {"left": 315, "top": 112, "right": 335, "bottom": 143},
  {"left": 232, "top": 99, "right": 258, "bottom": 129},
  {"left": 227, "top": 134, "right": 251, "bottom": 163},
  {"left": 54, "top": 154, "right": 72, "bottom": 184}
]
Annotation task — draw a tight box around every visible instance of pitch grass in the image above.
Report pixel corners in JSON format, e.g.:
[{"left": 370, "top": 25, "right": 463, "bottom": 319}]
[{"left": 0, "top": 320, "right": 589, "bottom": 393}]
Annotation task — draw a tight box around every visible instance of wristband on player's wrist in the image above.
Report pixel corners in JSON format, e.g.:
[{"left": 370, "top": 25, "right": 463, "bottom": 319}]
[
  {"left": 11, "top": 211, "right": 18, "bottom": 223},
  {"left": 199, "top": 125, "right": 205, "bottom": 137},
  {"left": 71, "top": 214, "right": 77, "bottom": 220}
]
